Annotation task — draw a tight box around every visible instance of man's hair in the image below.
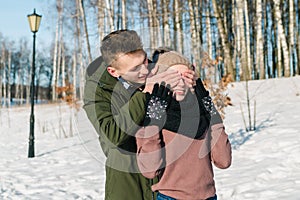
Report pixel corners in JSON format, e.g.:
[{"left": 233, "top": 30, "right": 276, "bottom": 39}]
[{"left": 100, "top": 30, "right": 143, "bottom": 66}]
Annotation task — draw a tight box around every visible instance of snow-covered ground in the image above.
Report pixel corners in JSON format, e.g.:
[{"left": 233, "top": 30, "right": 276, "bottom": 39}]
[{"left": 1, "top": 76, "right": 300, "bottom": 199}]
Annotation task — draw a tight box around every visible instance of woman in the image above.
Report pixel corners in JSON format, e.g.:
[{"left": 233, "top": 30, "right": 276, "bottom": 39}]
[{"left": 136, "top": 51, "right": 232, "bottom": 200}]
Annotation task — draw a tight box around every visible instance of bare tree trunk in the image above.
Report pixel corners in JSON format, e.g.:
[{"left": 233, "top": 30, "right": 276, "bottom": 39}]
[
  {"left": 147, "top": 0, "right": 155, "bottom": 49},
  {"left": 7, "top": 49, "right": 11, "bottom": 108},
  {"left": 97, "top": 0, "right": 105, "bottom": 45},
  {"left": 61, "top": 43, "right": 66, "bottom": 97},
  {"left": 79, "top": 0, "right": 92, "bottom": 63},
  {"left": 76, "top": 0, "right": 84, "bottom": 100},
  {"left": 2, "top": 45, "right": 6, "bottom": 107},
  {"left": 274, "top": 0, "right": 290, "bottom": 77},
  {"left": 72, "top": 52, "right": 77, "bottom": 99},
  {"left": 206, "top": 1, "right": 212, "bottom": 59},
  {"left": 57, "top": 0, "right": 63, "bottom": 91},
  {"left": 162, "top": 0, "right": 171, "bottom": 47},
  {"left": 105, "top": 0, "right": 115, "bottom": 31},
  {"left": 121, "top": 0, "right": 126, "bottom": 29},
  {"left": 212, "top": 0, "right": 235, "bottom": 79},
  {"left": 297, "top": 34, "right": 300, "bottom": 75},
  {"left": 289, "top": 0, "right": 295, "bottom": 75},
  {"left": 256, "top": 0, "right": 264, "bottom": 79},
  {"left": 234, "top": 3, "right": 241, "bottom": 80},
  {"left": 237, "top": 0, "right": 247, "bottom": 81},
  {"left": 188, "top": 0, "right": 199, "bottom": 66},
  {"left": 174, "top": 0, "right": 183, "bottom": 53},
  {"left": 0, "top": 43, "right": 5, "bottom": 107},
  {"left": 244, "top": 0, "right": 252, "bottom": 80},
  {"left": 52, "top": 0, "right": 61, "bottom": 101}
]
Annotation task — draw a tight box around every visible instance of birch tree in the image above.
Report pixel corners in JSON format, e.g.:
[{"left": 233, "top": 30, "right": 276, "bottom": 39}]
[
  {"left": 105, "top": 0, "right": 115, "bottom": 31},
  {"left": 79, "top": 0, "right": 92, "bottom": 63},
  {"left": 0, "top": 43, "right": 4, "bottom": 106},
  {"left": 7, "top": 49, "right": 11, "bottom": 108},
  {"left": 97, "top": 0, "right": 105, "bottom": 44},
  {"left": 188, "top": 0, "right": 200, "bottom": 67},
  {"left": 162, "top": 0, "right": 171, "bottom": 47},
  {"left": 206, "top": 1, "right": 212, "bottom": 59},
  {"left": 273, "top": 0, "right": 290, "bottom": 77},
  {"left": 121, "top": 0, "right": 126, "bottom": 29},
  {"left": 174, "top": 0, "right": 183, "bottom": 53},
  {"left": 288, "top": 0, "right": 295, "bottom": 75},
  {"left": 256, "top": 0, "right": 264, "bottom": 79},
  {"left": 2, "top": 43, "right": 6, "bottom": 107},
  {"left": 212, "top": 0, "right": 235, "bottom": 79}
]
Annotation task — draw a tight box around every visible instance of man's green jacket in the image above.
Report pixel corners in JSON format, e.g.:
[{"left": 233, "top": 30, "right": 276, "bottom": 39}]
[{"left": 83, "top": 56, "right": 157, "bottom": 200}]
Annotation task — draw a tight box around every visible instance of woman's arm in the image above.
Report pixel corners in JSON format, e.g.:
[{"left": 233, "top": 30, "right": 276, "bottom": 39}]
[{"left": 136, "top": 126, "right": 163, "bottom": 179}]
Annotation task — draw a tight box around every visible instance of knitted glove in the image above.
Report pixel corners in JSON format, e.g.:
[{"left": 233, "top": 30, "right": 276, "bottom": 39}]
[
  {"left": 144, "top": 82, "right": 173, "bottom": 129},
  {"left": 194, "top": 78, "right": 222, "bottom": 125}
]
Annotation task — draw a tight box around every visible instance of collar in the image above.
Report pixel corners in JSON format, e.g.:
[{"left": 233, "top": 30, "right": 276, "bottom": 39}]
[{"left": 118, "top": 77, "right": 134, "bottom": 90}]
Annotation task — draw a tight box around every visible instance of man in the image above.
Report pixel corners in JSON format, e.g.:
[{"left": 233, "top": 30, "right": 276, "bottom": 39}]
[{"left": 83, "top": 30, "right": 193, "bottom": 199}]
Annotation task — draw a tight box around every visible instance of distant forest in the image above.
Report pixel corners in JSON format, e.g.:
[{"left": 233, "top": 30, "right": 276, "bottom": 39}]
[{"left": 1, "top": 0, "right": 299, "bottom": 106}]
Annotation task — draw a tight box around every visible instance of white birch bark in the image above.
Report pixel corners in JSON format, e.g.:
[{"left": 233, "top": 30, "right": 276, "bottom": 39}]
[
  {"left": 237, "top": 0, "right": 248, "bottom": 81},
  {"left": 1, "top": 44, "right": 5, "bottom": 107},
  {"left": 76, "top": 0, "right": 84, "bottom": 100},
  {"left": 188, "top": 0, "right": 198, "bottom": 66},
  {"left": 256, "top": 0, "right": 264, "bottom": 79},
  {"left": 273, "top": 0, "right": 290, "bottom": 77},
  {"left": 61, "top": 43, "right": 66, "bottom": 97},
  {"left": 57, "top": 0, "right": 63, "bottom": 91},
  {"left": 0, "top": 45, "right": 3, "bottom": 106},
  {"left": 289, "top": 0, "right": 295, "bottom": 74},
  {"left": 174, "top": 0, "right": 183, "bottom": 53},
  {"left": 72, "top": 52, "right": 77, "bottom": 99},
  {"left": 212, "top": 0, "right": 235, "bottom": 78},
  {"left": 97, "top": 0, "right": 105, "bottom": 46},
  {"left": 162, "top": 0, "right": 171, "bottom": 47},
  {"left": 52, "top": 0, "right": 61, "bottom": 101},
  {"left": 79, "top": 0, "right": 92, "bottom": 63},
  {"left": 121, "top": 0, "right": 126, "bottom": 29},
  {"left": 147, "top": 0, "right": 155, "bottom": 49},
  {"left": 7, "top": 49, "right": 11, "bottom": 108},
  {"left": 206, "top": 1, "right": 212, "bottom": 59},
  {"left": 244, "top": 0, "right": 252, "bottom": 80},
  {"left": 235, "top": 4, "right": 241, "bottom": 78},
  {"left": 105, "top": 0, "right": 115, "bottom": 31}
]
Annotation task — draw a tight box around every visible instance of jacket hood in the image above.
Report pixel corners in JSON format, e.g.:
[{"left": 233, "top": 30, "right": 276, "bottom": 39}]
[{"left": 85, "top": 56, "right": 118, "bottom": 91}]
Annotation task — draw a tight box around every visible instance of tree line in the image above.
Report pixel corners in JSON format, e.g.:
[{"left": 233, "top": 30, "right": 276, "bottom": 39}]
[{"left": 1, "top": 0, "right": 299, "bottom": 106}]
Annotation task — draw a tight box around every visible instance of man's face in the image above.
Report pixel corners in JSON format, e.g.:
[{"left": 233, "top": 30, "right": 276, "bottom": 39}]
[{"left": 109, "top": 50, "right": 149, "bottom": 85}]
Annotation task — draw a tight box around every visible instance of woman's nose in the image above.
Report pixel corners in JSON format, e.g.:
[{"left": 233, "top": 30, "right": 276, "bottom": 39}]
[
  {"left": 177, "top": 78, "right": 185, "bottom": 86},
  {"left": 140, "top": 64, "right": 149, "bottom": 75}
]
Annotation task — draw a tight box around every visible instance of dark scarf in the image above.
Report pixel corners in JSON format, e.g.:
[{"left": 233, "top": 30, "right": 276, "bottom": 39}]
[{"left": 163, "top": 91, "right": 211, "bottom": 139}]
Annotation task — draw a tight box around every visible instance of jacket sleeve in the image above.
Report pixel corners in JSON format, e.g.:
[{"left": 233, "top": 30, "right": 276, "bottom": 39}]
[
  {"left": 136, "top": 126, "right": 163, "bottom": 179},
  {"left": 210, "top": 123, "right": 232, "bottom": 169},
  {"left": 83, "top": 79, "right": 147, "bottom": 149}
]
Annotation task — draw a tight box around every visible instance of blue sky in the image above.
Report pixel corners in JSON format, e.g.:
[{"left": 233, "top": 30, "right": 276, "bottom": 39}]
[{"left": 0, "top": 0, "right": 54, "bottom": 46}]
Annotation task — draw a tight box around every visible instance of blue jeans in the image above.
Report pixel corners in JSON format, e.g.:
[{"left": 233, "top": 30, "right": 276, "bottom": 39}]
[{"left": 157, "top": 192, "right": 217, "bottom": 200}]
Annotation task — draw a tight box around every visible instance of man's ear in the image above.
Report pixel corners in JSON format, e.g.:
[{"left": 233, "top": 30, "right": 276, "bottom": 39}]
[{"left": 107, "top": 66, "right": 120, "bottom": 78}]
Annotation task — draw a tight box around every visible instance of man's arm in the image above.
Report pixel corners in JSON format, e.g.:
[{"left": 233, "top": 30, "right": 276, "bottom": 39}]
[{"left": 83, "top": 80, "right": 147, "bottom": 149}]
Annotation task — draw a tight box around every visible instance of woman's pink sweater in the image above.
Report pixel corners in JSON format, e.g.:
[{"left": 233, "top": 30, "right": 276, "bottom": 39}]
[{"left": 136, "top": 123, "right": 232, "bottom": 200}]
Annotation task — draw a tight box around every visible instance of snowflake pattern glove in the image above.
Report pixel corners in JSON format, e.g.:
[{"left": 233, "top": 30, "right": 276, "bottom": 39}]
[
  {"left": 194, "top": 78, "right": 222, "bottom": 125},
  {"left": 144, "top": 82, "right": 173, "bottom": 128}
]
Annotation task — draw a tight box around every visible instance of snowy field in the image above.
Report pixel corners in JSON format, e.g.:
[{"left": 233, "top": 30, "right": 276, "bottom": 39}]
[{"left": 1, "top": 76, "right": 300, "bottom": 199}]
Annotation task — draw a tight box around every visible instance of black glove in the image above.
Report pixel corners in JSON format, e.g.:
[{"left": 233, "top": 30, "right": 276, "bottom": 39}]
[
  {"left": 144, "top": 82, "right": 173, "bottom": 128},
  {"left": 194, "top": 78, "right": 222, "bottom": 125}
]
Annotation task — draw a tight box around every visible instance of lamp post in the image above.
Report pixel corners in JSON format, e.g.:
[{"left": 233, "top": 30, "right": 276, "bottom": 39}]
[{"left": 27, "top": 9, "right": 42, "bottom": 158}]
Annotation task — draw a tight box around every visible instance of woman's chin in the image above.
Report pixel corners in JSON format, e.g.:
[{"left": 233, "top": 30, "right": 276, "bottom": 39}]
[{"left": 175, "top": 94, "right": 185, "bottom": 102}]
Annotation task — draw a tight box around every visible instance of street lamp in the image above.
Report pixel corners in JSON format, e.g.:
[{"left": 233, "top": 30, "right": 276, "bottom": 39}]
[{"left": 27, "top": 9, "right": 42, "bottom": 158}]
